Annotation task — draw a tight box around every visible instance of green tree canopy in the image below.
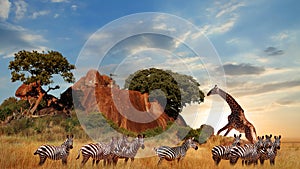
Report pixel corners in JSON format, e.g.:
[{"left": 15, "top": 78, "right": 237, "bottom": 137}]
[
  {"left": 8, "top": 50, "right": 75, "bottom": 114},
  {"left": 124, "top": 68, "right": 204, "bottom": 119},
  {"left": 9, "top": 50, "right": 75, "bottom": 85}
]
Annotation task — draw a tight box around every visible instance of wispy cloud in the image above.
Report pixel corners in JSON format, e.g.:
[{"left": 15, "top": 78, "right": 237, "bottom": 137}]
[
  {"left": 14, "top": 0, "right": 27, "bottom": 20},
  {"left": 235, "top": 80, "right": 300, "bottom": 97},
  {"left": 215, "top": 1, "right": 245, "bottom": 18},
  {"left": 51, "top": 0, "right": 69, "bottom": 3},
  {"left": 0, "top": 0, "right": 11, "bottom": 21},
  {"left": 217, "top": 63, "right": 265, "bottom": 76},
  {"left": 264, "top": 47, "right": 284, "bottom": 56},
  {"left": 200, "top": 0, "right": 245, "bottom": 35},
  {"left": 31, "top": 10, "right": 50, "bottom": 19},
  {"left": 0, "top": 22, "right": 47, "bottom": 58}
]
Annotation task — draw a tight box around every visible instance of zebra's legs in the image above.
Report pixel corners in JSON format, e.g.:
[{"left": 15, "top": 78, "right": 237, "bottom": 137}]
[
  {"left": 230, "top": 157, "right": 238, "bottom": 165},
  {"left": 38, "top": 156, "right": 47, "bottom": 166},
  {"left": 62, "top": 157, "right": 67, "bottom": 165},
  {"left": 157, "top": 158, "right": 163, "bottom": 165},
  {"left": 112, "top": 156, "right": 118, "bottom": 166},
  {"left": 81, "top": 156, "right": 90, "bottom": 167},
  {"left": 124, "top": 157, "right": 129, "bottom": 164},
  {"left": 212, "top": 156, "right": 221, "bottom": 165},
  {"left": 270, "top": 158, "right": 275, "bottom": 165}
]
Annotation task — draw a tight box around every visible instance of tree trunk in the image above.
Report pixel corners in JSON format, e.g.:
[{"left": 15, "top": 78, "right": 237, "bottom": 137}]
[{"left": 29, "top": 86, "right": 45, "bottom": 115}]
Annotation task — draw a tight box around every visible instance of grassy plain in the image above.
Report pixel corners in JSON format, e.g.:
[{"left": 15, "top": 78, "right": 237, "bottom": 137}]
[{"left": 0, "top": 135, "right": 300, "bottom": 169}]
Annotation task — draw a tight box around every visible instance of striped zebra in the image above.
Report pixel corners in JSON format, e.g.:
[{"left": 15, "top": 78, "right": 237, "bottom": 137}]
[
  {"left": 154, "top": 137, "right": 198, "bottom": 165},
  {"left": 229, "top": 136, "right": 264, "bottom": 166},
  {"left": 112, "top": 134, "right": 145, "bottom": 165},
  {"left": 76, "top": 137, "right": 118, "bottom": 167},
  {"left": 211, "top": 134, "right": 242, "bottom": 165},
  {"left": 259, "top": 134, "right": 273, "bottom": 164},
  {"left": 267, "top": 135, "right": 281, "bottom": 165},
  {"left": 33, "top": 134, "right": 74, "bottom": 166}
]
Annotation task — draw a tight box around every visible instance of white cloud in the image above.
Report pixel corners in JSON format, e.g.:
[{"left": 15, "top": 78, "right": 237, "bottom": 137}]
[
  {"left": 54, "top": 13, "right": 60, "bottom": 18},
  {"left": 200, "top": 0, "right": 246, "bottom": 35},
  {"left": 14, "top": 0, "right": 27, "bottom": 20},
  {"left": 215, "top": 1, "right": 245, "bottom": 18},
  {"left": 51, "top": 0, "right": 69, "bottom": 3},
  {"left": 71, "top": 5, "right": 78, "bottom": 11},
  {"left": 271, "top": 31, "right": 289, "bottom": 42},
  {"left": 0, "top": 22, "right": 48, "bottom": 58},
  {"left": 21, "top": 33, "right": 47, "bottom": 43},
  {"left": 31, "top": 10, "right": 50, "bottom": 19},
  {"left": 209, "top": 15, "right": 237, "bottom": 35},
  {"left": 0, "top": 0, "right": 11, "bottom": 21}
]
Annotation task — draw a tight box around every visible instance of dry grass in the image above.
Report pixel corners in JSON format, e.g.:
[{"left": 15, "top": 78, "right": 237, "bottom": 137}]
[{"left": 0, "top": 135, "right": 300, "bottom": 169}]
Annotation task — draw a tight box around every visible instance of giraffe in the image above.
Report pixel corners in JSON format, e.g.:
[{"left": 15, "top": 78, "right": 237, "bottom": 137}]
[{"left": 207, "top": 85, "right": 257, "bottom": 143}]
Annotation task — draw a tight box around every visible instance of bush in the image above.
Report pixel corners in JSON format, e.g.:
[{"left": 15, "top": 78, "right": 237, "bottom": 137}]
[{"left": 0, "top": 97, "right": 29, "bottom": 121}]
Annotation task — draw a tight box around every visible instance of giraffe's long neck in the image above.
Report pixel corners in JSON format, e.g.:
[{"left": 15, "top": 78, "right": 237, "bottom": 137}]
[{"left": 217, "top": 88, "right": 244, "bottom": 113}]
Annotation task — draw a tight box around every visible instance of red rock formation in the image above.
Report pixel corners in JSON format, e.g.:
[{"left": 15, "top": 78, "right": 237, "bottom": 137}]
[
  {"left": 73, "top": 69, "right": 187, "bottom": 133},
  {"left": 15, "top": 82, "right": 39, "bottom": 100}
]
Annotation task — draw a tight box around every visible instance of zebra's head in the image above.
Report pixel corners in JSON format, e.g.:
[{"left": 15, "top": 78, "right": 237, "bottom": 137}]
[
  {"left": 63, "top": 134, "right": 74, "bottom": 149},
  {"left": 255, "top": 136, "right": 264, "bottom": 150},
  {"left": 110, "top": 137, "right": 118, "bottom": 149},
  {"left": 273, "top": 135, "right": 281, "bottom": 150},
  {"left": 233, "top": 134, "right": 242, "bottom": 146},
  {"left": 207, "top": 85, "right": 219, "bottom": 96},
  {"left": 187, "top": 137, "right": 198, "bottom": 150},
  {"left": 137, "top": 134, "right": 145, "bottom": 149},
  {"left": 264, "top": 134, "right": 273, "bottom": 148}
]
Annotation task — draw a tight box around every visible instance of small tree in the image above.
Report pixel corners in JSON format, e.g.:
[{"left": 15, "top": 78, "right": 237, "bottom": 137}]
[{"left": 8, "top": 50, "right": 75, "bottom": 114}]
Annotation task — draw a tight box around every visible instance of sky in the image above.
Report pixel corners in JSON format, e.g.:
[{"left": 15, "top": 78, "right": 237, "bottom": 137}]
[{"left": 0, "top": 0, "right": 300, "bottom": 139}]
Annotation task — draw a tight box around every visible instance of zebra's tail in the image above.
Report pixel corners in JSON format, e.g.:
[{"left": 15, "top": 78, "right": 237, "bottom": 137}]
[
  {"left": 33, "top": 149, "right": 39, "bottom": 155},
  {"left": 153, "top": 147, "right": 158, "bottom": 154},
  {"left": 76, "top": 149, "right": 81, "bottom": 160}
]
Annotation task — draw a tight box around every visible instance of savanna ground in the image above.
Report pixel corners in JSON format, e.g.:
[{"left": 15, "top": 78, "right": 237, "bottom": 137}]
[{"left": 1, "top": 135, "right": 299, "bottom": 169}]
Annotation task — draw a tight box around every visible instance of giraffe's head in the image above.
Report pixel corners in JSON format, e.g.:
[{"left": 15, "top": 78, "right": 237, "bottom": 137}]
[{"left": 207, "top": 85, "right": 219, "bottom": 96}]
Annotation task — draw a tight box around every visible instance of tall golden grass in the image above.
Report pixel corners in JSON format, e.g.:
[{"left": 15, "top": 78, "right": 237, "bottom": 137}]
[{"left": 0, "top": 135, "right": 299, "bottom": 169}]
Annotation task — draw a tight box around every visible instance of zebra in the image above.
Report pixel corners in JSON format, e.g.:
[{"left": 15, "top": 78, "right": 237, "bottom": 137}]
[
  {"left": 229, "top": 136, "right": 264, "bottom": 166},
  {"left": 112, "top": 134, "right": 145, "bottom": 165},
  {"left": 98, "top": 135, "right": 130, "bottom": 166},
  {"left": 154, "top": 137, "right": 198, "bottom": 165},
  {"left": 34, "top": 134, "right": 74, "bottom": 166},
  {"left": 211, "top": 133, "right": 242, "bottom": 165},
  {"left": 267, "top": 135, "right": 281, "bottom": 165},
  {"left": 76, "top": 137, "right": 118, "bottom": 167},
  {"left": 259, "top": 134, "right": 273, "bottom": 165}
]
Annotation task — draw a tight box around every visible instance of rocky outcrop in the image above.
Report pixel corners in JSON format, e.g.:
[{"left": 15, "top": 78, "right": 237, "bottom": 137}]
[
  {"left": 15, "top": 82, "right": 39, "bottom": 100},
  {"left": 72, "top": 69, "right": 187, "bottom": 133}
]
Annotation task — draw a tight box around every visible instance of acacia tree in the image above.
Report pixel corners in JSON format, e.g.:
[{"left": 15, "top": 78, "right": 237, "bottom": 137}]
[
  {"left": 8, "top": 50, "right": 75, "bottom": 114},
  {"left": 124, "top": 68, "right": 204, "bottom": 119}
]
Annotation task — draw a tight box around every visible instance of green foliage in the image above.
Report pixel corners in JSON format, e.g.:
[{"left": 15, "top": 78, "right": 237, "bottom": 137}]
[
  {"left": 8, "top": 50, "right": 75, "bottom": 85},
  {"left": 0, "top": 111, "right": 89, "bottom": 141},
  {"left": 182, "top": 125, "right": 214, "bottom": 144},
  {"left": 124, "top": 68, "right": 204, "bottom": 119},
  {"left": 0, "top": 97, "right": 29, "bottom": 121}
]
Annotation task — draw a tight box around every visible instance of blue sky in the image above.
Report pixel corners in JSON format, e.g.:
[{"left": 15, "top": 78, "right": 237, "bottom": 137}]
[{"left": 1, "top": 0, "right": 300, "bottom": 138}]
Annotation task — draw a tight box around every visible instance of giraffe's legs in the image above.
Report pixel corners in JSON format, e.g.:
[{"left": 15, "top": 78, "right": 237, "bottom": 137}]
[{"left": 217, "top": 123, "right": 232, "bottom": 135}]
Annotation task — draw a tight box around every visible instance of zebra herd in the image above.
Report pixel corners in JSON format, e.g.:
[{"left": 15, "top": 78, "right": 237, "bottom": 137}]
[
  {"left": 33, "top": 133, "right": 281, "bottom": 167},
  {"left": 33, "top": 134, "right": 145, "bottom": 167},
  {"left": 33, "top": 134, "right": 198, "bottom": 166},
  {"left": 212, "top": 134, "right": 282, "bottom": 166}
]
